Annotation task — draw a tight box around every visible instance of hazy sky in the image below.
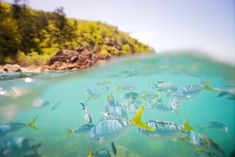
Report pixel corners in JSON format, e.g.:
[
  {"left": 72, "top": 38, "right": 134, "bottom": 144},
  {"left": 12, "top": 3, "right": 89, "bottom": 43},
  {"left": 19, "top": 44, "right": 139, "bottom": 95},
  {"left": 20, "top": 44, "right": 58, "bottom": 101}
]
[{"left": 5, "top": 0, "right": 235, "bottom": 64}]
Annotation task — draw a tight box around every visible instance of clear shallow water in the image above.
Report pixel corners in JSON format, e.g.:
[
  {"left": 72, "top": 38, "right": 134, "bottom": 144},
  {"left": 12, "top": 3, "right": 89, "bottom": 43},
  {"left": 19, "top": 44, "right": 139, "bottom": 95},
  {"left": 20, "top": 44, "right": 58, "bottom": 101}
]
[{"left": 0, "top": 53, "right": 235, "bottom": 157}]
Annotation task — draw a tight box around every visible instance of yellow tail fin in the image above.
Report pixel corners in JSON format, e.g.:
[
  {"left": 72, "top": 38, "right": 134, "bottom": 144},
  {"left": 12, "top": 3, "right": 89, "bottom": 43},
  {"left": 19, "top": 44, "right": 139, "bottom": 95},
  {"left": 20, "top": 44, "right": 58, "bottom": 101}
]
[
  {"left": 87, "top": 150, "right": 93, "bottom": 157},
  {"left": 27, "top": 116, "right": 37, "bottom": 129},
  {"left": 140, "top": 93, "right": 146, "bottom": 99},
  {"left": 131, "top": 105, "right": 154, "bottom": 132},
  {"left": 183, "top": 117, "right": 193, "bottom": 131},
  {"left": 204, "top": 85, "right": 216, "bottom": 92},
  {"left": 156, "top": 92, "right": 160, "bottom": 98},
  {"left": 202, "top": 80, "right": 216, "bottom": 92},
  {"left": 64, "top": 127, "right": 73, "bottom": 138}
]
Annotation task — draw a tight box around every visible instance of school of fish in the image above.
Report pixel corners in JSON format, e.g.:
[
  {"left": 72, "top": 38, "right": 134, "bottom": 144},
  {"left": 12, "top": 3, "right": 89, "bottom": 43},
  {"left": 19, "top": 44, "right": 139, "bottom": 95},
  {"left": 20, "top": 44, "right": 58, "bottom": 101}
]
[{"left": 0, "top": 77, "right": 234, "bottom": 157}]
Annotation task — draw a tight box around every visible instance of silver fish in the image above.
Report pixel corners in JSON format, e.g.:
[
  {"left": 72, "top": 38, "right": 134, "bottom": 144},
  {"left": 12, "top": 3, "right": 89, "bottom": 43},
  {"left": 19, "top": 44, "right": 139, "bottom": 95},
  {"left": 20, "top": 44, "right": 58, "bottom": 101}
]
[
  {"left": 170, "top": 97, "right": 180, "bottom": 110},
  {"left": 200, "top": 121, "right": 228, "bottom": 132},
  {"left": 116, "top": 84, "right": 136, "bottom": 91},
  {"left": 175, "top": 80, "right": 213, "bottom": 99},
  {"left": 106, "top": 94, "right": 119, "bottom": 107},
  {"left": 138, "top": 120, "right": 184, "bottom": 139},
  {"left": 217, "top": 87, "right": 235, "bottom": 100},
  {"left": 126, "top": 103, "right": 138, "bottom": 113},
  {"left": 67, "top": 123, "right": 95, "bottom": 136},
  {"left": 0, "top": 136, "right": 41, "bottom": 157},
  {"left": 0, "top": 117, "right": 37, "bottom": 137},
  {"left": 51, "top": 101, "right": 61, "bottom": 110},
  {"left": 105, "top": 95, "right": 127, "bottom": 118},
  {"left": 86, "top": 87, "right": 100, "bottom": 101},
  {"left": 96, "top": 80, "right": 111, "bottom": 87},
  {"left": 81, "top": 103, "right": 92, "bottom": 124},
  {"left": 140, "top": 92, "right": 162, "bottom": 109},
  {"left": 175, "top": 85, "right": 202, "bottom": 99},
  {"left": 180, "top": 131, "right": 225, "bottom": 157},
  {"left": 0, "top": 123, "right": 27, "bottom": 137},
  {"left": 155, "top": 103, "right": 175, "bottom": 112},
  {"left": 96, "top": 80, "right": 111, "bottom": 92},
  {"left": 90, "top": 119, "right": 130, "bottom": 141},
  {"left": 93, "top": 148, "right": 111, "bottom": 157},
  {"left": 151, "top": 81, "right": 178, "bottom": 94},
  {"left": 121, "top": 92, "right": 139, "bottom": 100},
  {"left": 147, "top": 97, "right": 179, "bottom": 112},
  {"left": 140, "top": 92, "right": 160, "bottom": 100}
]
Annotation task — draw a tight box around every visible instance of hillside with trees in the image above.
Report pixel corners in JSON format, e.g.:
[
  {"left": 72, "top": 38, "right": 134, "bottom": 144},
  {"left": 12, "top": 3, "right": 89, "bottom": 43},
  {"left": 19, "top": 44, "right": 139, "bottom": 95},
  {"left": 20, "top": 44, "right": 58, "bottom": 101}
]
[{"left": 0, "top": 2, "right": 150, "bottom": 66}]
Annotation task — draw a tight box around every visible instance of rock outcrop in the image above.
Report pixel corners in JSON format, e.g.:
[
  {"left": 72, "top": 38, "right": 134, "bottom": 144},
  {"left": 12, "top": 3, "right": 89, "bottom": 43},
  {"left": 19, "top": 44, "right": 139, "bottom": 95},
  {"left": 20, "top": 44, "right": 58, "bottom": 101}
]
[
  {"left": 43, "top": 46, "right": 111, "bottom": 70},
  {"left": 3, "top": 64, "right": 22, "bottom": 73}
]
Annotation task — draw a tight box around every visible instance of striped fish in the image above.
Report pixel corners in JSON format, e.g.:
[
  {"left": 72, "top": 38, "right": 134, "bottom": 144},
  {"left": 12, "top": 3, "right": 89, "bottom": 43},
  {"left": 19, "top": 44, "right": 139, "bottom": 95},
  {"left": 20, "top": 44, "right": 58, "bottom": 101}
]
[
  {"left": 180, "top": 131, "right": 225, "bottom": 157},
  {"left": 155, "top": 97, "right": 180, "bottom": 112},
  {"left": 105, "top": 94, "right": 127, "bottom": 118},
  {"left": 138, "top": 120, "right": 184, "bottom": 139},
  {"left": 65, "top": 123, "right": 95, "bottom": 137},
  {"left": 155, "top": 103, "right": 175, "bottom": 112},
  {"left": 0, "top": 117, "right": 37, "bottom": 137},
  {"left": 90, "top": 119, "right": 130, "bottom": 142}
]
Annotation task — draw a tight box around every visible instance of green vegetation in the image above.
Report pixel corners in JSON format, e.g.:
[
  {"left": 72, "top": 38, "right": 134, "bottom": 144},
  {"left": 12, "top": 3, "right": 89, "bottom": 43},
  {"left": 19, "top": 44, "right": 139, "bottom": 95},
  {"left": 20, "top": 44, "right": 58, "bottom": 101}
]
[{"left": 0, "top": 2, "right": 150, "bottom": 66}]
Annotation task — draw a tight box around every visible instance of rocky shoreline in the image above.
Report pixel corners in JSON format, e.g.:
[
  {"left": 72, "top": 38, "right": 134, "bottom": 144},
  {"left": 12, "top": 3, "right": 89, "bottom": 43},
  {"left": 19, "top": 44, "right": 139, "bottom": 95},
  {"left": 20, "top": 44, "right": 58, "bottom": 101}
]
[
  {"left": 0, "top": 46, "right": 149, "bottom": 73},
  {"left": 42, "top": 46, "right": 111, "bottom": 71}
]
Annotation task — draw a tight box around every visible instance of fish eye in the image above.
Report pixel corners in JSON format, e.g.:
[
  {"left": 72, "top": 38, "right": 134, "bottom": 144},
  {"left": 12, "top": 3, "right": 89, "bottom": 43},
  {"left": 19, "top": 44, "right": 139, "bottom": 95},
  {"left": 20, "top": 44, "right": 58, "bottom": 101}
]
[{"left": 172, "top": 103, "right": 179, "bottom": 110}]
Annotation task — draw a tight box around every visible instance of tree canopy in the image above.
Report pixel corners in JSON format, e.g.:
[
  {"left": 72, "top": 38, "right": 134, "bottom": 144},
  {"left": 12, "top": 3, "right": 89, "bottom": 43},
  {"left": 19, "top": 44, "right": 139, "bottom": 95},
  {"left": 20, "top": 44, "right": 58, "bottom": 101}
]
[{"left": 0, "top": 2, "right": 150, "bottom": 65}]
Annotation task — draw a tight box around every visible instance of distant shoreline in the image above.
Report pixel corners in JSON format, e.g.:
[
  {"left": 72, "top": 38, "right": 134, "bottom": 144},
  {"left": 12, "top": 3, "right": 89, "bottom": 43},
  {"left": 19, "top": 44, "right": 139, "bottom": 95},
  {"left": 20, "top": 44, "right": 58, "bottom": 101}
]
[{"left": 0, "top": 51, "right": 153, "bottom": 73}]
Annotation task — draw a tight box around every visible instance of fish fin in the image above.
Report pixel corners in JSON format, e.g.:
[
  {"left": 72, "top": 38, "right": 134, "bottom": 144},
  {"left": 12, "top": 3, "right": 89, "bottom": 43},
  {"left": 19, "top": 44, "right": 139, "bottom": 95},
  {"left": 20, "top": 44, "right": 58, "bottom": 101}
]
[
  {"left": 107, "top": 94, "right": 113, "bottom": 101},
  {"left": 97, "top": 137, "right": 104, "bottom": 143},
  {"left": 87, "top": 150, "right": 93, "bottom": 157},
  {"left": 116, "top": 84, "right": 120, "bottom": 92},
  {"left": 64, "top": 127, "right": 73, "bottom": 138},
  {"left": 228, "top": 96, "right": 235, "bottom": 100},
  {"left": 202, "top": 80, "right": 216, "bottom": 92},
  {"left": 183, "top": 117, "right": 193, "bottom": 131},
  {"left": 156, "top": 92, "right": 160, "bottom": 98},
  {"left": 80, "top": 103, "right": 86, "bottom": 110},
  {"left": 204, "top": 85, "right": 217, "bottom": 92},
  {"left": 131, "top": 105, "right": 154, "bottom": 132},
  {"left": 27, "top": 116, "right": 38, "bottom": 130},
  {"left": 217, "top": 91, "right": 228, "bottom": 97},
  {"left": 110, "top": 142, "right": 117, "bottom": 155}
]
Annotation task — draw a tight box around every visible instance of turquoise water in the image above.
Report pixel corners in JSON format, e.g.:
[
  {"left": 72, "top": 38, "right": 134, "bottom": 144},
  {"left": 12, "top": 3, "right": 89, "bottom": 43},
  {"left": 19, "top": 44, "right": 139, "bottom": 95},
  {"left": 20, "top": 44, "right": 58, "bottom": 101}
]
[{"left": 0, "top": 53, "right": 235, "bottom": 157}]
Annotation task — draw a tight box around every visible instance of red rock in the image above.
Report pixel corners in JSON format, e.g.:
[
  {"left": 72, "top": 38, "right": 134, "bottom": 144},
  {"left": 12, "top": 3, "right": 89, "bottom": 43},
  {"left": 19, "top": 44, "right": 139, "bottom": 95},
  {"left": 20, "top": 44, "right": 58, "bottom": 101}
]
[
  {"left": 3, "top": 64, "right": 22, "bottom": 72},
  {"left": 44, "top": 46, "right": 113, "bottom": 71}
]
